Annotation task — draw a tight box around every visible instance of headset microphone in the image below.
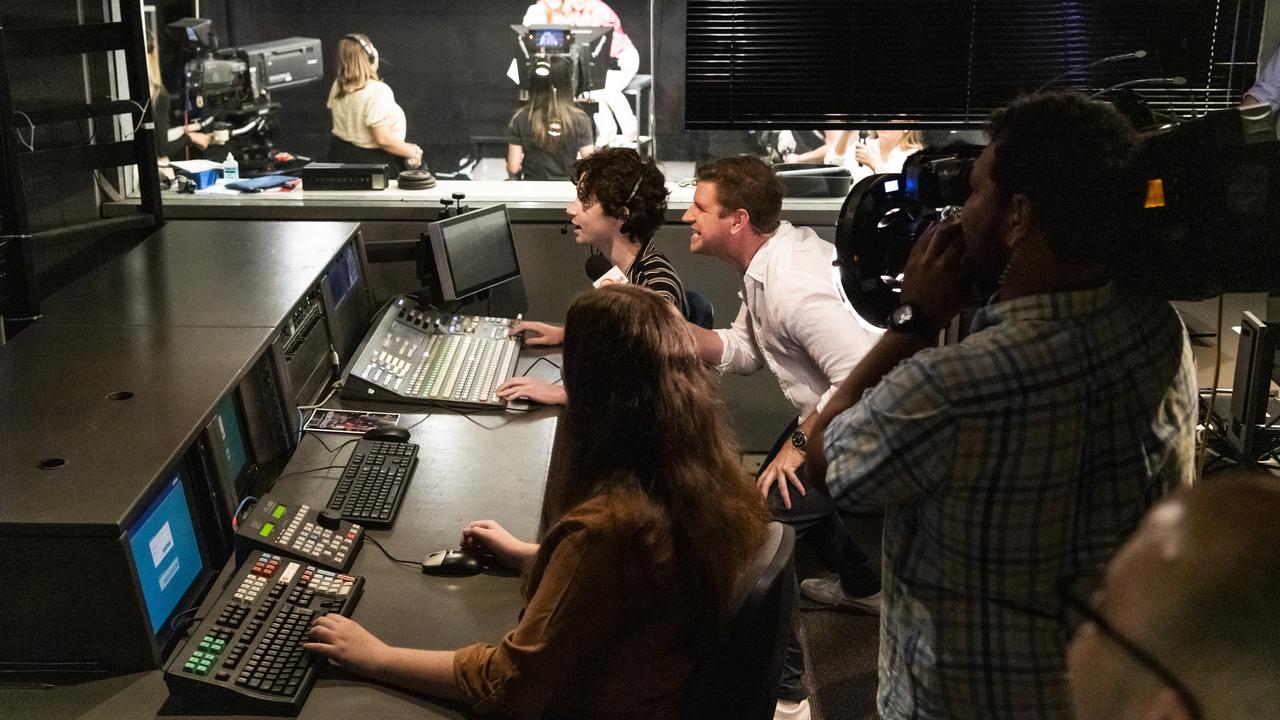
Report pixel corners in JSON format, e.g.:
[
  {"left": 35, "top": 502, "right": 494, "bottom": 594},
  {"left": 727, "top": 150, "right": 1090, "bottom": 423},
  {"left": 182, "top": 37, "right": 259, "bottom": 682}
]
[{"left": 561, "top": 221, "right": 572, "bottom": 235}]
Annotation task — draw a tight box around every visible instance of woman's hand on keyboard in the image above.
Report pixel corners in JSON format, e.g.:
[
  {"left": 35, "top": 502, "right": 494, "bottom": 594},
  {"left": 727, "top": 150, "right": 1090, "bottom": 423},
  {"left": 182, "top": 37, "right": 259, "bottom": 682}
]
[
  {"left": 495, "top": 377, "right": 567, "bottom": 406},
  {"left": 510, "top": 320, "right": 564, "bottom": 346},
  {"left": 304, "top": 614, "right": 390, "bottom": 678},
  {"left": 462, "top": 520, "right": 539, "bottom": 572}
]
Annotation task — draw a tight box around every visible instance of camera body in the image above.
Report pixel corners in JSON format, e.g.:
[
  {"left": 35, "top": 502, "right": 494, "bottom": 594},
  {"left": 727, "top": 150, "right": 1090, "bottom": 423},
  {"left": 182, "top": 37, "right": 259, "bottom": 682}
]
[{"left": 834, "top": 107, "right": 1280, "bottom": 327}]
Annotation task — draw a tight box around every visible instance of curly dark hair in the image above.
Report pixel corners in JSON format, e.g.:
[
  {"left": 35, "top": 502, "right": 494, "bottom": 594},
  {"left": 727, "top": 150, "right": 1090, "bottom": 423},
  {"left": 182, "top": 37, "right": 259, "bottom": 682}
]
[
  {"left": 985, "top": 91, "right": 1142, "bottom": 266},
  {"left": 694, "top": 155, "right": 784, "bottom": 235},
  {"left": 571, "top": 148, "right": 668, "bottom": 244}
]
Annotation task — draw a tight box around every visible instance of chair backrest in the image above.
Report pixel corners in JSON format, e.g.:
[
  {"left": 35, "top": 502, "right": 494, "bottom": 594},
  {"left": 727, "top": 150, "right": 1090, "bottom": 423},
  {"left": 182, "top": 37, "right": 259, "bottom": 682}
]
[
  {"left": 685, "top": 289, "right": 715, "bottom": 329},
  {"left": 683, "top": 521, "right": 797, "bottom": 720}
]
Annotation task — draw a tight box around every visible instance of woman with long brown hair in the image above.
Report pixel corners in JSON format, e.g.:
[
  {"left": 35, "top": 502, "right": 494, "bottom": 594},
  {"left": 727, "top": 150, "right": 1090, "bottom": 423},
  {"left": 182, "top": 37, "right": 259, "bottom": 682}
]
[
  {"left": 326, "top": 33, "right": 422, "bottom": 177},
  {"left": 506, "top": 54, "right": 594, "bottom": 180},
  {"left": 306, "top": 284, "right": 769, "bottom": 719}
]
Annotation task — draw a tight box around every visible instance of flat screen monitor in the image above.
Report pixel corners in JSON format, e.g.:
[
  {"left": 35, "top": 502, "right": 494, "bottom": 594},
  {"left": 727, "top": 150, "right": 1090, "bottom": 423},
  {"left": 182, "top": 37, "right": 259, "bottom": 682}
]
[
  {"left": 125, "top": 469, "right": 207, "bottom": 638},
  {"left": 210, "top": 393, "right": 252, "bottom": 497},
  {"left": 425, "top": 204, "right": 522, "bottom": 302},
  {"left": 325, "top": 241, "right": 360, "bottom": 309}
]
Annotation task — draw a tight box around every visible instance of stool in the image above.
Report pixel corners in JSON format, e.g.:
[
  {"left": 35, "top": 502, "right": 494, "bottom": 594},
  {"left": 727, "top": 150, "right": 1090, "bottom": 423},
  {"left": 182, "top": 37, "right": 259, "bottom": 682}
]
[{"left": 623, "top": 73, "right": 656, "bottom": 157}]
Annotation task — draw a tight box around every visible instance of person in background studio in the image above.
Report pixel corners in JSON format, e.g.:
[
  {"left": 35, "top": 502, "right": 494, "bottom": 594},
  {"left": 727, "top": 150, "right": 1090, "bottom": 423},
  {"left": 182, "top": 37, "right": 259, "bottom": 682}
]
[
  {"left": 522, "top": 0, "right": 641, "bottom": 147},
  {"left": 825, "top": 128, "right": 924, "bottom": 183},
  {"left": 146, "top": 34, "right": 211, "bottom": 162},
  {"left": 781, "top": 130, "right": 841, "bottom": 164},
  {"left": 506, "top": 54, "right": 595, "bottom": 180},
  {"left": 306, "top": 284, "right": 770, "bottom": 720},
  {"left": 679, "top": 155, "right": 882, "bottom": 720},
  {"left": 326, "top": 33, "right": 422, "bottom": 179},
  {"left": 1243, "top": 45, "right": 1280, "bottom": 110},
  {"left": 495, "top": 147, "right": 688, "bottom": 406}
]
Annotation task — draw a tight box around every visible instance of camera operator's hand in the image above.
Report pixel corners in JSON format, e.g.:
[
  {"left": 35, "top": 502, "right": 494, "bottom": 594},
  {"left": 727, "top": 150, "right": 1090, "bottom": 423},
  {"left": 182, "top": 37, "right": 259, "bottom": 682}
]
[
  {"left": 900, "top": 215, "right": 969, "bottom": 327},
  {"left": 187, "top": 131, "right": 212, "bottom": 150}
]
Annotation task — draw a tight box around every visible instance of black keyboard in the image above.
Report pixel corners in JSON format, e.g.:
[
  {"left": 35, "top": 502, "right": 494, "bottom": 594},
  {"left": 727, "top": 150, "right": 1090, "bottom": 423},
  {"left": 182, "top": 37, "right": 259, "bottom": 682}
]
[
  {"left": 163, "top": 551, "right": 364, "bottom": 716},
  {"left": 325, "top": 439, "right": 419, "bottom": 529}
]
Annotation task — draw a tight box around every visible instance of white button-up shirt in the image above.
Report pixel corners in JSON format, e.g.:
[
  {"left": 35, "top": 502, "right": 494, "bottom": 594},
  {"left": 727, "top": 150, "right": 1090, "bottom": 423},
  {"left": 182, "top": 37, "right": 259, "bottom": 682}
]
[{"left": 714, "top": 221, "right": 880, "bottom": 419}]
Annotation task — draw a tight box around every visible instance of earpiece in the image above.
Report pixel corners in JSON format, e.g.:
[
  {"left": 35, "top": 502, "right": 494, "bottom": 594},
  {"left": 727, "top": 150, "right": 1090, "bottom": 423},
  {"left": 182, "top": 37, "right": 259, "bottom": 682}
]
[{"left": 344, "top": 34, "right": 376, "bottom": 65}]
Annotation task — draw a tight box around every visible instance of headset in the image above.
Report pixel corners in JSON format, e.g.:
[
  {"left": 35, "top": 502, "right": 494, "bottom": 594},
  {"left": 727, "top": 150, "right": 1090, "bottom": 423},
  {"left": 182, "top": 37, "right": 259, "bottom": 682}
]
[{"left": 343, "top": 34, "right": 376, "bottom": 65}]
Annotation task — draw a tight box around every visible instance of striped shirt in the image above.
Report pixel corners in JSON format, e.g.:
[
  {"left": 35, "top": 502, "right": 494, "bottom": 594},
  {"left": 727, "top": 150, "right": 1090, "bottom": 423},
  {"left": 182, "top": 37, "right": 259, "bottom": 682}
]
[
  {"left": 627, "top": 246, "right": 690, "bottom": 319},
  {"left": 823, "top": 284, "right": 1197, "bottom": 720}
]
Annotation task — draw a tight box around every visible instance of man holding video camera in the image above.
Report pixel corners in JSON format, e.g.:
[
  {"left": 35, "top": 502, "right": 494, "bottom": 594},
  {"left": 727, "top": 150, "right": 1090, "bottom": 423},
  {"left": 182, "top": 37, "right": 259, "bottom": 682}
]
[{"left": 805, "top": 92, "right": 1198, "bottom": 719}]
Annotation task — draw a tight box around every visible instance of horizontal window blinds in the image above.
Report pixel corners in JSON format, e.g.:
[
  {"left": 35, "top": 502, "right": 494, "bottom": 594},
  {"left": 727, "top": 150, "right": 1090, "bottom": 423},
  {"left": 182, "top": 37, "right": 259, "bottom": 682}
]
[{"left": 685, "top": 0, "right": 1266, "bottom": 128}]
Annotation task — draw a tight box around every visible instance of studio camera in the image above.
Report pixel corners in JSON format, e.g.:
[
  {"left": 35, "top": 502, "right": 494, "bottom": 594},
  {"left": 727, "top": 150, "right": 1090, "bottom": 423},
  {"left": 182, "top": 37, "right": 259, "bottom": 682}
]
[
  {"left": 510, "top": 24, "right": 612, "bottom": 98},
  {"left": 165, "top": 18, "right": 322, "bottom": 173},
  {"left": 834, "top": 105, "right": 1280, "bottom": 328}
]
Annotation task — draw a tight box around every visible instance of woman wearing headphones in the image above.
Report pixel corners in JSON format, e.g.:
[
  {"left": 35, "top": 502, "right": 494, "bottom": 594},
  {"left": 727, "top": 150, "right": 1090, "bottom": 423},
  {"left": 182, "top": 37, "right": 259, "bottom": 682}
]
[
  {"left": 506, "top": 54, "right": 594, "bottom": 180},
  {"left": 496, "top": 147, "right": 689, "bottom": 405},
  {"left": 326, "top": 34, "right": 422, "bottom": 177}
]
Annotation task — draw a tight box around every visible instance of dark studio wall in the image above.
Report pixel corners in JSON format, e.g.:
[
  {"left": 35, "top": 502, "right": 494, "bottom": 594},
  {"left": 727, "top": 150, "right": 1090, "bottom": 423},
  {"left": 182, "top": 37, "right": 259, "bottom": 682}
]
[{"left": 203, "top": 0, "right": 663, "bottom": 172}]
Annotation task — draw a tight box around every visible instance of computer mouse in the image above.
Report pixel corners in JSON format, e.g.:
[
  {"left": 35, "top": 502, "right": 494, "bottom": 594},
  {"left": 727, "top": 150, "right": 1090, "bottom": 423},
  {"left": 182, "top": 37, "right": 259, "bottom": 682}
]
[
  {"left": 421, "top": 549, "right": 482, "bottom": 576},
  {"left": 363, "top": 425, "right": 410, "bottom": 442}
]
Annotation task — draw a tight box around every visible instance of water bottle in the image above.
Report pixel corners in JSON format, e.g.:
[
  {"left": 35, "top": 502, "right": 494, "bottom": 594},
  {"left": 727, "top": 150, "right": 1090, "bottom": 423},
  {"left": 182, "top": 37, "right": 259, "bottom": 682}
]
[{"left": 223, "top": 153, "right": 239, "bottom": 183}]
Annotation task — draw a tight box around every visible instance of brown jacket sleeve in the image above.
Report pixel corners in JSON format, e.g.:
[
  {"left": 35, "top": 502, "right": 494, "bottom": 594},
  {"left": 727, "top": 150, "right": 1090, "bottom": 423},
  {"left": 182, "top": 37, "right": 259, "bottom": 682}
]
[{"left": 452, "top": 520, "right": 629, "bottom": 717}]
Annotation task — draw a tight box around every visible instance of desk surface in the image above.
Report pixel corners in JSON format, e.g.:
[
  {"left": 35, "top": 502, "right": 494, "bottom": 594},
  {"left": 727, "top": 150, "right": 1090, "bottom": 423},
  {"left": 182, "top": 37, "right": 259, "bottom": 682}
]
[
  {"left": 0, "top": 323, "right": 273, "bottom": 532},
  {"left": 0, "top": 351, "right": 562, "bottom": 719},
  {"left": 103, "top": 180, "right": 845, "bottom": 225},
  {"left": 38, "top": 220, "right": 361, "bottom": 329}
]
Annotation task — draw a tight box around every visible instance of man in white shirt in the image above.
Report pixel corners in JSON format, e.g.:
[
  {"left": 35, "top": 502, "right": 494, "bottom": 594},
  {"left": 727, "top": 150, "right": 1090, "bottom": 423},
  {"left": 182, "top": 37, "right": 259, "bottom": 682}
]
[{"left": 680, "top": 155, "right": 880, "bottom": 720}]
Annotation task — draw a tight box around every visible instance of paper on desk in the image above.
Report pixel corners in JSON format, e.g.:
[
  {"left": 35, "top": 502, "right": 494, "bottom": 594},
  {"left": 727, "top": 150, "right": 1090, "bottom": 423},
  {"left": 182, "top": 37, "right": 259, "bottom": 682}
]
[{"left": 170, "top": 159, "right": 222, "bottom": 173}]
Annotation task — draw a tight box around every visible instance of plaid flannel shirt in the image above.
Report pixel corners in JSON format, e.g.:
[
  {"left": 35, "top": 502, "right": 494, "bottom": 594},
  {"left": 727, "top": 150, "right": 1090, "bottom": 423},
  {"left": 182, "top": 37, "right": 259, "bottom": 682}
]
[{"left": 824, "top": 284, "right": 1197, "bottom": 720}]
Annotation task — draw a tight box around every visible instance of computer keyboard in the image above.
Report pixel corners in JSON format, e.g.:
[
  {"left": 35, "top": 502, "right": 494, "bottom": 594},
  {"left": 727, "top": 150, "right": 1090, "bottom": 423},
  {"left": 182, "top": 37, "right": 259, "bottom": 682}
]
[
  {"left": 163, "top": 551, "right": 364, "bottom": 716},
  {"left": 325, "top": 439, "right": 418, "bottom": 529}
]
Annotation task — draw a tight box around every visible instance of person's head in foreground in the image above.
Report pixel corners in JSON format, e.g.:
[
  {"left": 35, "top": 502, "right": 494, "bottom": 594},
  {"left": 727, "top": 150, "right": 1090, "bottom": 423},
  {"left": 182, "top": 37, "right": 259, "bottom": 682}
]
[{"left": 1066, "top": 469, "right": 1280, "bottom": 720}]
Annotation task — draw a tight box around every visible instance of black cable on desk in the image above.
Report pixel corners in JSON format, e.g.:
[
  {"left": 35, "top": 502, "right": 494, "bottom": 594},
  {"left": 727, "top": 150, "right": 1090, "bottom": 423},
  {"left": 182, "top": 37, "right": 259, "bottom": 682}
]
[{"left": 364, "top": 535, "right": 419, "bottom": 567}]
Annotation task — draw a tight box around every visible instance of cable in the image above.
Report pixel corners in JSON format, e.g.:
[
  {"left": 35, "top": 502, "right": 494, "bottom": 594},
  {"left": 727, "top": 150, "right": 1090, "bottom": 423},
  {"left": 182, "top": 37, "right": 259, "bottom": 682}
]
[
  {"left": 1195, "top": 296, "right": 1226, "bottom": 480},
  {"left": 11, "top": 111, "right": 35, "bottom": 151},
  {"left": 267, "top": 463, "right": 345, "bottom": 493},
  {"left": 168, "top": 605, "right": 203, "bottom": 635},
  {"left": 364, "top": 535, "right": 419, "bottom": 566},
  {"left": 233, "top": 495, "right": 258, "bottom": 528},
  {"left": 520, "top": 356, "right": 561, "bottom": 377}
]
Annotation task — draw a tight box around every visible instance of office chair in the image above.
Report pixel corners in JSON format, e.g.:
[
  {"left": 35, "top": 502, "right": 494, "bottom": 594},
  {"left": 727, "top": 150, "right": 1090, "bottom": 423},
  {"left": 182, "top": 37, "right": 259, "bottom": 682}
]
[
  {"left": 685, "top": 290, "right": 715, "bottom": 329},
  {"left": 683, "top": 521, "right": 797, "bottom": 720}
]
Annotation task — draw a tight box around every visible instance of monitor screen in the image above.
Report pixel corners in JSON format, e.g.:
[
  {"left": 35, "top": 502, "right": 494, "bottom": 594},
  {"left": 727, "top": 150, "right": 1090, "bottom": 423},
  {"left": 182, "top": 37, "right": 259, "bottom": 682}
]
[
  {"left": 326, "top": 242, "right": 360, "bottom": 308},
  {"left": 533, "top": 28, "right": 569, "bottom": 50},
  {"left": 426, "top": 204, "right": 522, "bottom": 302},
  {"left": 212, "top": 394, "right": 250, "bottom": 493},
  {"left": 126, "top": 471, "right": 206, "bottom": 634}
]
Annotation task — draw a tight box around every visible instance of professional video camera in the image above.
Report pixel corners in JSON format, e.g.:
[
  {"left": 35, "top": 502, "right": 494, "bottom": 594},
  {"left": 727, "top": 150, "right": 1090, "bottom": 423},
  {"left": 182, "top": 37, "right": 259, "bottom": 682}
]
[
  {"left": 510, "top": 24, "right": 612, "bottom": 98},
  {"left": 834, "top": 105, "right": 1280, "bottom": 328},
  {"left": 165, "top": 18, "right": 322, "bottom": 174}
]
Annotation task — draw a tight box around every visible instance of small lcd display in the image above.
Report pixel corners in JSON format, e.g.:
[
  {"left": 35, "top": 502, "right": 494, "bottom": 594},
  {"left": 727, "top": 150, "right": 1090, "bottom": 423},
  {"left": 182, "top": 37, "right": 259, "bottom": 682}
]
[
  {"left": 533, "top": 28, "right": 568, "bottom": 50},
  {"left": 428, "top": 204, "right": 522, "bottom": 301},
  {"left": 127, "top": 473, "right": 205, "bottom": 634}
]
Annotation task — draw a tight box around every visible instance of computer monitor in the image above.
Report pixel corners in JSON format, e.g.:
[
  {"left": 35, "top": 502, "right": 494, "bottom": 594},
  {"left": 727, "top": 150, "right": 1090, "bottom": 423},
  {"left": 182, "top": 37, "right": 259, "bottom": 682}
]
[
  {"left": 326, "top": 242, "right": 361, "bottom": 310},
  {"left": 124, "top": 465, "right": 211, "bottom": 650},
  {"left": 1225, "top": 312, "right": 1279, "bottom": 461},
  {"left": 421, "top": 204, "right": 522, "bottom": 303},
  {"left": 205, "top": 393, "right": 253, "bottom": 512}
]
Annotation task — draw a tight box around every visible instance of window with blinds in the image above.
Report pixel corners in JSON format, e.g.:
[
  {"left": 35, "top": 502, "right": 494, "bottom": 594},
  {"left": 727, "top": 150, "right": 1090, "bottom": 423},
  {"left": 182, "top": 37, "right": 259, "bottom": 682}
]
[{"left": 685, "top": 0, "right": 1267, "bottom": 128}]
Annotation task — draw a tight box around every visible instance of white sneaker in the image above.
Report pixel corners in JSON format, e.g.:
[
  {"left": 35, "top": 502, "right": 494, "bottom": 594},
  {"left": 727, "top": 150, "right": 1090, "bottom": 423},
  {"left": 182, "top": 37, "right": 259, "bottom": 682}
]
[
  {"left": 800, "top": 574, "right": 882, "bottom": 615},
  {"left": 774, "top": 698, "right": 811, "bottom": 720}
]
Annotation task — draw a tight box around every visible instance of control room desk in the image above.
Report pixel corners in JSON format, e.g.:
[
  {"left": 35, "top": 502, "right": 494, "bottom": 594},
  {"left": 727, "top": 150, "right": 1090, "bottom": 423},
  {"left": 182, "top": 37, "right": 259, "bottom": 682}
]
[{"left": 0, "top": 357, "right": 562, "bottom": 720}]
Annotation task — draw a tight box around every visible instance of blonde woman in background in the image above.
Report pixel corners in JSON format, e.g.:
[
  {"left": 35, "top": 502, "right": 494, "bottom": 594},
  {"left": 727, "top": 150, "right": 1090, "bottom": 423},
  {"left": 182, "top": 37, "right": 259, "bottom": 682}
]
[
  {"left": 326, "top": 33, "right": 422, "bottom": 178},
  {"left": 825, "top": 128, "right": 924, "bottom": 182}
]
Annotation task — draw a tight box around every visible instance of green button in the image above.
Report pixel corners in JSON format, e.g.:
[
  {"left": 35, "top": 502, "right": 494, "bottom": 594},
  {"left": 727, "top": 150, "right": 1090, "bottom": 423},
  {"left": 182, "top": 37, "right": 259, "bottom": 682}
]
[
  {"left": 259, "top": 522, "right": 274, "bottom": 537},
  {"left": 272, "top": 505, "right": 286, "bottom": 519}
]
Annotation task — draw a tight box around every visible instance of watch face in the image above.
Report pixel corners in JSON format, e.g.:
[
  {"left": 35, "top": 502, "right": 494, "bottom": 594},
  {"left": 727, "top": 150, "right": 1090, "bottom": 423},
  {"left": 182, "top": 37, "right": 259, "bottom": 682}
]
[{"left": 893, "top": 304, "right": 914, "bottom": 326}]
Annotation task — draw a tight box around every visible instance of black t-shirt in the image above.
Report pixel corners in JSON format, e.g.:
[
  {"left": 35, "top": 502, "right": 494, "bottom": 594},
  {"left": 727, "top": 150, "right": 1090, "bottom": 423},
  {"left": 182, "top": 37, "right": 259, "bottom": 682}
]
[{"left": 507, "top": 107, "right": 593, "bottom": 181}]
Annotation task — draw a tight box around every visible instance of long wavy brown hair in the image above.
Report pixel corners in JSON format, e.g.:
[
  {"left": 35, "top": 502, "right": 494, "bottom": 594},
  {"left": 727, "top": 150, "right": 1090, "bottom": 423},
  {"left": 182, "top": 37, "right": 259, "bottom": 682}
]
[{"left": 545, "top": 284, "right": 769, "bottom": 627}]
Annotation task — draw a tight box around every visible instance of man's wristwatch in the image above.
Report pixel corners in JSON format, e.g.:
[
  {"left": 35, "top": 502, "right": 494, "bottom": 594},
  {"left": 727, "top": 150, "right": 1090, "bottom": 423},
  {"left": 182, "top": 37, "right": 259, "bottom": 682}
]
[
  {"left": 887, "top": 302, "right": 939, "bottom": 339},
  {"left": 790, "top": 428, "right": 808, "bottom": 452}
]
